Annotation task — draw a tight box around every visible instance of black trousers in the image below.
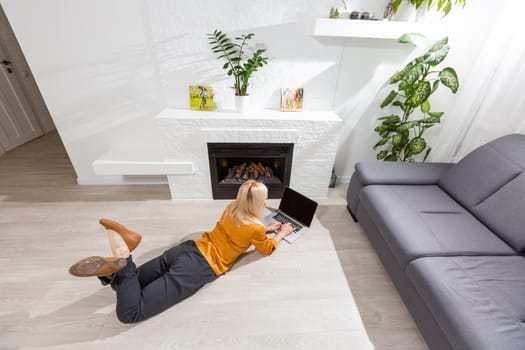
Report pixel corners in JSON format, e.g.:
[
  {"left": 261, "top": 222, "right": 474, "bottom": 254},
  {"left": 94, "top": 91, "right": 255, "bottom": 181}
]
[{"left": 108, "top": 240, "right": 217, "bottom": 324}]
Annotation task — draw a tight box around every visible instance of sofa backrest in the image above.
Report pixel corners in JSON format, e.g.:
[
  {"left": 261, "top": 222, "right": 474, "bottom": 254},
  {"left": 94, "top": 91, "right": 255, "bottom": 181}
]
[{"left": 439, "top": 134, "right": 525, "bottom": 252}]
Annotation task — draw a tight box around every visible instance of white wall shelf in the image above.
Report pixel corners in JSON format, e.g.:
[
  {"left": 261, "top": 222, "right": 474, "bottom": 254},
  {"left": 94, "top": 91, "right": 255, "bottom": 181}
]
[{"left": 313, "top": 18, "right": 445, "bottom": 40}]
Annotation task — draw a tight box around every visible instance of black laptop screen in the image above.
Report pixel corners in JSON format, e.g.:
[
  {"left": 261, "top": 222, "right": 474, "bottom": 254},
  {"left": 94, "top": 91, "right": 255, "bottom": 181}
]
[{"left": 278, "top": 187, "right": 318, "bottom": 227}]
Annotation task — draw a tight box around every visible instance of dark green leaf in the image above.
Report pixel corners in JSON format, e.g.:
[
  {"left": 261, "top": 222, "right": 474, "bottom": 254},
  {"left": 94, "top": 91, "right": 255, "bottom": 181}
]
[
  {"left": 406, "top": 137, "right": 427, "bottom": 156},
  {"left": 381, "top": 90, "right": 398, "bottom": 108},
  {"left": 428, "top": 111, "right": 444, "bottom": 118},
  {"left": 377, "top": 150, "right": 388, "bottom": 160},
  {"left": 419, "top": 116, "right": 440, "bottom": 124},
  {"left": 423, "top": 147, "right": 432, "bottom": 162},
  {"left": 392, "top": 101, "right": 403, "bottom": 107},
  {"left": 374, "top": 135, "right": 391, "bottom": 149},
  {"left": 402, "top": 63, "right": 425, "bottom": 85},
  {"left": 378, "top": 114, "right": 401, "bottom": 123},
  {"left": 439, "top": 67, "right": 459, "bottom": 93},
  {"left": 392, "top": 133, "right": 409, "bottom": 147},
  {"left": 222, "top": 62, "right": 229, "bottom": 69},
  {"left": 396, "top": 121, "right": 419, "bottom": 132},
  {"left": 384, "top": 154, "right": 398, "bottom": 162},
  {"left": 390, "top": 62, "right": 414, "bottom": 84},
  {"left": 374, "top": 124, "right": 396, "bottom": 134},
  {"left": 406, "top": 81, "right": 431, "bottom": 107}
]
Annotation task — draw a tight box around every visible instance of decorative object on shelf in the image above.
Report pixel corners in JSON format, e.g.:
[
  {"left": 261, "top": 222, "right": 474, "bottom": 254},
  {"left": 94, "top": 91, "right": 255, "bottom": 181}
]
[
  {"left": 339, "top": 0, "right": 350, "bottom": 19},
  {"left": 329, "top": 7, "right": 340, "bottom": 19},
  {"left": 373, "top": 33, "right": 459, "bottom": 162},
  {"left": 393, "top": 0, "right": 466, "bottom": 19},
  {"left": 280, "top": 88, "right": 304, "bottom": 112},
  {"left": 207, "top": 30, "right": 269, "bottom": 113},
  {"left": 189, "top": 85, "right": 214, "bottom": 111},
  {"left": 384, "top": 0, "right": 395, "bottom": 20},
  {"left": 360, "top": 11, "right": 374, "bottom": 20},
  {"left": 234, "top": 95, "right": 250, "bottom": 114},
  {"left": 350, "top": 11, "right": 361, "bottom": 19}
]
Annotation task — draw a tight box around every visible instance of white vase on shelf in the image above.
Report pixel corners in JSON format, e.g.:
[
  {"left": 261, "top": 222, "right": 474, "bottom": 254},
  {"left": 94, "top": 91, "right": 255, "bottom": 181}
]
[
  {"left": 234, "top": 95, "right": 250, "bottom": 113},
  {"left": 394, "top": 5, "right": 416, "bottom": 22}
]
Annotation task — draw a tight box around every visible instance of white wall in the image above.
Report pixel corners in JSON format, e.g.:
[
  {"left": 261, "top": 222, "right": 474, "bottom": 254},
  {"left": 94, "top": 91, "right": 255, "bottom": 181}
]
[
  {"left": 1, "top": 0, "right": 165, "bottom": 184},
  {"left": 0, "top": 0, "right": 512, "bottom": 184}
]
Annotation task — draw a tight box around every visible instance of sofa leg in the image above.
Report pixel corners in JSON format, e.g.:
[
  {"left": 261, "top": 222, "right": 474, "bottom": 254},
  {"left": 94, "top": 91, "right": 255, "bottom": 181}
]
[{"left": 346, "top": 205, "right": 358, "bottom": 222}]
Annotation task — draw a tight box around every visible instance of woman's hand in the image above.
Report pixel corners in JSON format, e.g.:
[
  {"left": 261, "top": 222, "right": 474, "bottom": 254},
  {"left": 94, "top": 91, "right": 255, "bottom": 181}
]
[
  {"left": 278, "top": 223, "right": 294, "bottom": 236},
  {"left": 265, "top": 220, "right": 282, "bottom": 233},
  {"left": 273, "top": 223, "right": 294, "bottom": 243}
]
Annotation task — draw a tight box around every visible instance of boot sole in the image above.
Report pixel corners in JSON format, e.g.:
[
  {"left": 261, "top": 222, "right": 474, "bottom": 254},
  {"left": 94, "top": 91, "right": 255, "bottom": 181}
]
[{"left": 69, "top": 256, "right": 127, "bottom": 277}]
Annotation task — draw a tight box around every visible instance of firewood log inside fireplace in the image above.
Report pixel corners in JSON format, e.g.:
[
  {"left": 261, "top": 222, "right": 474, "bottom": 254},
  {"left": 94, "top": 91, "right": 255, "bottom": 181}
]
[{"left": 219, "top": 161, "right": 281, "bottom": 184}]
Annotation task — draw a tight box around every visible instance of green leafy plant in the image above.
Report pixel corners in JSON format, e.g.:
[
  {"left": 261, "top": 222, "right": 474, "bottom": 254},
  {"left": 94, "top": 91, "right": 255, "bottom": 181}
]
[
  {"left": 207, "top": 30, "right": 269, "bottom": 96},
  {"left": 374, "top": 33, "right": 459, "bottom": 162},
  {"left": 393, "top": 0, "right": 466, "bottom": 16}
]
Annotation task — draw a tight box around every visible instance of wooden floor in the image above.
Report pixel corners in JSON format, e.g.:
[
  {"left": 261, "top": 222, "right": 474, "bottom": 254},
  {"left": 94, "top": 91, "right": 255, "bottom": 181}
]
[{"left": 0, "top": 131, "right": 428, "bottom": 350}]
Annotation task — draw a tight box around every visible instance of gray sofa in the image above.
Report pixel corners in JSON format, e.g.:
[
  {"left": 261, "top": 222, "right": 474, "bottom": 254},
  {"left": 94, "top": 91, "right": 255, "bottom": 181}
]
[{"left": 346, "top": 134, "right": 525, "bottom": 350}]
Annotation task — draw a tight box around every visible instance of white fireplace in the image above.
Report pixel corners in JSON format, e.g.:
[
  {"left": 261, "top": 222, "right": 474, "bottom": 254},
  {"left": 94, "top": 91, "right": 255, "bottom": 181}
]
[{"left": 156, "top": 109, "right": 342, "bottom": 200}]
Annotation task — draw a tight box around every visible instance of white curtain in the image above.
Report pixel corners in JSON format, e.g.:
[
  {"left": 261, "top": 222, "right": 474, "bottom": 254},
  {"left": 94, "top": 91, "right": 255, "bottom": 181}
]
[{"left": 432, "top": 0, "right": 525, "bottom": 162}]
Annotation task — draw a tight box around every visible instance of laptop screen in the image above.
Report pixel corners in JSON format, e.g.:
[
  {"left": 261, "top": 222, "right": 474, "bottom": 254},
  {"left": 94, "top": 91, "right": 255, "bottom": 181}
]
[{"left": 278, "top": 187, "right": 318, "bottom": 227}]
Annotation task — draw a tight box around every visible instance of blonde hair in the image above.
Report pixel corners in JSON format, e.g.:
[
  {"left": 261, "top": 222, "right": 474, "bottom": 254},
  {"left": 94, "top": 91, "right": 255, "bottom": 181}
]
[{"left": 227, "top": 180, "right": 268, "bottom": 225}]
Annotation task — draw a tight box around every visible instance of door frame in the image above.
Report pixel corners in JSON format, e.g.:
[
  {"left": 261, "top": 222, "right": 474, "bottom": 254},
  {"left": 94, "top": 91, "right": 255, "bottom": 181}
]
[{"left": 0, "top": 4, "right": 55, "bottom": 135}]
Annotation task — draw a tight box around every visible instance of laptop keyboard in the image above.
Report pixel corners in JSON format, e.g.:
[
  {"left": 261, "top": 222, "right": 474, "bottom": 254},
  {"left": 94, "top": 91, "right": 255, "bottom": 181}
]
[{"left": 273, "top": 213, "right": 302, "bottom": 232}]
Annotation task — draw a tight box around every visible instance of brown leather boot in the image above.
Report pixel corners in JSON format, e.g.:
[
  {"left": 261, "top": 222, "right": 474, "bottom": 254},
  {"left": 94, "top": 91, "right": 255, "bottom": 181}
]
[
  {"left": 69, "top": 256, "right": 127, "bottom": 277},
  {"left": 99, "top": 218, "right": 142, "bottom": 252}
]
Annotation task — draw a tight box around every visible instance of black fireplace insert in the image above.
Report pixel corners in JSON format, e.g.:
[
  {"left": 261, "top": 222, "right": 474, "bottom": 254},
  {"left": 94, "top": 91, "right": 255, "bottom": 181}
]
[{"left": 207, "top": 143, "right": 293, "bottom": 199}]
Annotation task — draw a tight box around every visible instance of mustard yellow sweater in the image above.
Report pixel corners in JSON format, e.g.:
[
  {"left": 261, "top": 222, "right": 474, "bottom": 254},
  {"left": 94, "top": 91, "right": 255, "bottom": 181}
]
[{"left": 195, "top": 210, "right": 277, "bottom": 275}]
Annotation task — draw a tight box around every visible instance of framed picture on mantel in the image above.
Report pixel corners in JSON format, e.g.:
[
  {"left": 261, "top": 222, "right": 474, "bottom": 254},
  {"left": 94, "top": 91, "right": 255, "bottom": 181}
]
[
  {"left": 189, "top": 85, "right": 214, "bottom": 111},
  {"left": 281, "top": 88, "right": 303, "bottom": 112}
]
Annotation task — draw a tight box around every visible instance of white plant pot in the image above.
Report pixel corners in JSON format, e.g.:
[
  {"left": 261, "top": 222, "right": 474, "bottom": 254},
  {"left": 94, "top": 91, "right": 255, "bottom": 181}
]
[
  {"left": 234, "top": 95, "right": 250, "bottom": 114},
  {"left": 394, "top": 5, "right": 416, "bottom": 22}
]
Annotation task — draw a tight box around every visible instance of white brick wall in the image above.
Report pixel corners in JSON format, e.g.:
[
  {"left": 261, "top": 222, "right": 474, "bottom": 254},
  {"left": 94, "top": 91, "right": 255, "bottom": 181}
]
[{"left": 157, "top": 109, "right": 342, "bottom": 199}]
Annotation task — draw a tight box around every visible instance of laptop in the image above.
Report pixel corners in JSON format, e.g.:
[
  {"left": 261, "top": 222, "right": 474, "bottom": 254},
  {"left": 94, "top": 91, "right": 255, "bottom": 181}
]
[{"left": 264, "top": 187, "right": 318, "bottom": 243}]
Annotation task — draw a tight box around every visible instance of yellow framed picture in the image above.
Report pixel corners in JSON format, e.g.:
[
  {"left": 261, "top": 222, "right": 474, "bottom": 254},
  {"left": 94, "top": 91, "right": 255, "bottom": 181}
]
[
  {"left": 189, "top": 85, "right": 214, "bottom": 110},
  {"left": 281, "top": 88, "right": 303, "bottom": 112}
]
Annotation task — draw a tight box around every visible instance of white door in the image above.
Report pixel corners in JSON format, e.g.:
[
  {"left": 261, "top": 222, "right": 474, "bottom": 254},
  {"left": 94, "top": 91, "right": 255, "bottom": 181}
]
[{"left": 0, "top": 43, "right": 42, "bottom": 152}]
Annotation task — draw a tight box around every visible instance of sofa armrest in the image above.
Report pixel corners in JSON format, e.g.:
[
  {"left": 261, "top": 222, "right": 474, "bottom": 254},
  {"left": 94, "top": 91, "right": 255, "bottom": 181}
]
[{"left": 355, "top": 161, "right": 455, "bottom": 185}]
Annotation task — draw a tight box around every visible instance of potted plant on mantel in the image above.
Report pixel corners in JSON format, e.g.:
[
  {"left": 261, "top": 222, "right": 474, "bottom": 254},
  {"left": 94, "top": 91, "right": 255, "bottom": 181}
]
[
  {"left": 207, "top": 30, "right": 269, "bottom": 113},
  {"left": 373, "top": 33, "right": 459, "bottom": 162},
  {"left": 392, "top": 0, "right": 466, "bottom": 21}
]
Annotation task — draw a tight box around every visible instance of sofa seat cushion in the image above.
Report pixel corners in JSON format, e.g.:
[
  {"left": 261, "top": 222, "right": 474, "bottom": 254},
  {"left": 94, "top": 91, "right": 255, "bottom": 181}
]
[
  {"left": 358, "top": 185, "right": 515, "bottom": 269},
  {"left": 406, "top": 256, "right": 525, "bottom": 350}
]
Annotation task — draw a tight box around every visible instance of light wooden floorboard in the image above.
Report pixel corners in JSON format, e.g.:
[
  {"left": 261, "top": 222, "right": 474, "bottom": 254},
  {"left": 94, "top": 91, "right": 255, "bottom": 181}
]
[{"left": 0, "top": 132, "right": 428, "bottom": 350}]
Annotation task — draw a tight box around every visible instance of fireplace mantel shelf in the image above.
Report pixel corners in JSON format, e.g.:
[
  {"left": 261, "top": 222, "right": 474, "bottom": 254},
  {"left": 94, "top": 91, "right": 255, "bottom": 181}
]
[{"left": 156, "top": 108, "right": 342, "bottom": 123}]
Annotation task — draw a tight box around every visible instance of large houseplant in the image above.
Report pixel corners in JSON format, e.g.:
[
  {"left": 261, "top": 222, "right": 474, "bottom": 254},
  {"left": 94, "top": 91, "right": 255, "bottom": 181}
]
[
  {"left": 373, "top": 33, "right": 459, "bottom": 162},
  {"left": 207, "top": 30, "right": 269, "bottom": 112},
  {"left": 393, "top": 0, "right": 466, "bottom": 16}
]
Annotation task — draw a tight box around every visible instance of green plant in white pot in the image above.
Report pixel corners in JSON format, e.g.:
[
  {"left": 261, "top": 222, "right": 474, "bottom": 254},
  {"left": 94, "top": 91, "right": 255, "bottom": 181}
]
[
  {"left": 374, "top": 33, "right": 459, "bottom": 162},
  {"left": 393, "top": 0, "right": 466, "bottom": 17},
  {"left": 207, "top": 30, "right": 269, "bottom": 113}
]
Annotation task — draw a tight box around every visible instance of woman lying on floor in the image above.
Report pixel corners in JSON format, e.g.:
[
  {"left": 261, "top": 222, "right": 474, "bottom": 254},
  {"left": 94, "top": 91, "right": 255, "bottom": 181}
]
[{"left": 68, "top": 179, "right": 294, "bottom": 324}]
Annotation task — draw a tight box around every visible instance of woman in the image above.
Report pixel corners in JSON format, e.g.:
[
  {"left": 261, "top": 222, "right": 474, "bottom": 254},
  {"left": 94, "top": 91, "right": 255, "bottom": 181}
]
[{"left": 69, "top": 180, "right": 294, "bottom": 323}]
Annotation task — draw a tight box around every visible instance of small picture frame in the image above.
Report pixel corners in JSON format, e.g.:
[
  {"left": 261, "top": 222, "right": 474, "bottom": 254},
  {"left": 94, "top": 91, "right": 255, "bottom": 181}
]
[
  {"left": 280, "top": 88, "right": 303, "bottom": 112},
  {"left": 189, "top": 85, "right": 214, "bottom": 110}
]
